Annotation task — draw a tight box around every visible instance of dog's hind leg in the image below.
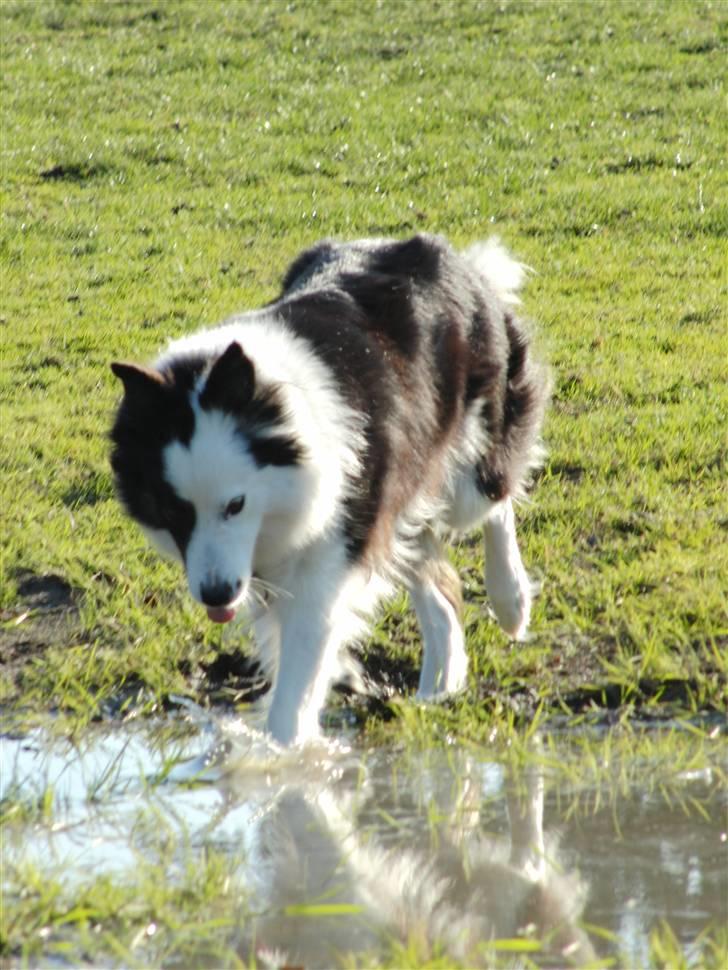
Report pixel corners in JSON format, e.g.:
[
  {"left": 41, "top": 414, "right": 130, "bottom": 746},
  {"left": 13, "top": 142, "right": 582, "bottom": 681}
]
[
  {"left": 483, "top": 497, "right": 532, "bottom": 641},
  {"left": 410, "top": 531, "right": 468, "bottom": 699}
]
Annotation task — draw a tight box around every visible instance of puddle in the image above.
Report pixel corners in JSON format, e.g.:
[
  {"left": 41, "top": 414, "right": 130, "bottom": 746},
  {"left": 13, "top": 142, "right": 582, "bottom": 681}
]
[{"left": 1, "top": 709, "right": 726, "bottom": 968}]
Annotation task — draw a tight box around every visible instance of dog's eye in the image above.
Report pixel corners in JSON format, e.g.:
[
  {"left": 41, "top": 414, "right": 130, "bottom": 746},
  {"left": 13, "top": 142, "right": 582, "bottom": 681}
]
[{"left": 224, "top": 495, "right": 245, "bottom": 519}]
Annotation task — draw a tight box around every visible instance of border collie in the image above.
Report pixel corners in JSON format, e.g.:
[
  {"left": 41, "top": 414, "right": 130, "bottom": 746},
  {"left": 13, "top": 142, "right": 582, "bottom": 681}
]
[{"left": 110, "top": 234, "right": 549, "bottom": 745}]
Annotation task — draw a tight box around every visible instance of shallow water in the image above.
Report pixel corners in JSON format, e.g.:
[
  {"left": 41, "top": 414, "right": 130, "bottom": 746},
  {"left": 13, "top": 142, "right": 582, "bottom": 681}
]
[{"left": 1, "top": 708, "right": 726, "bottom": 968}]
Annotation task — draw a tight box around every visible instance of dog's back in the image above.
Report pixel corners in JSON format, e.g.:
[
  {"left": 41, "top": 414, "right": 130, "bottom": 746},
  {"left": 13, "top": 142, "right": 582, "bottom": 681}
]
[{"left": 272, "top": 233, "right": 547, "bottom": 567}]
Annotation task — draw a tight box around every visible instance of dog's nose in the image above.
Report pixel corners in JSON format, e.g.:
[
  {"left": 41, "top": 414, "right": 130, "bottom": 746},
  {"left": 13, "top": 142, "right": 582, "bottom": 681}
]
[{"left": 200, "top": 579, "right": 240, "bottom": 607}]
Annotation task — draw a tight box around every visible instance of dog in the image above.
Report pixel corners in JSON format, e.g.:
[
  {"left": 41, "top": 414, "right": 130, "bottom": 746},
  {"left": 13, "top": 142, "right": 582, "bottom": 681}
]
[{"left": 110, "top": 234, "right": 549, "bottom": 745}]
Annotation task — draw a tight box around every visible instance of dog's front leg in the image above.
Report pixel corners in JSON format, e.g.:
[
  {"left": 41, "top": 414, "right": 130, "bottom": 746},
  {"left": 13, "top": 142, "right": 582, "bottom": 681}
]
[
  {"left": 265, "top": 612, "right": 339, "bottom": 745},
  {"left": 265, "top": 547, "right": 365, "bottom": 746}
]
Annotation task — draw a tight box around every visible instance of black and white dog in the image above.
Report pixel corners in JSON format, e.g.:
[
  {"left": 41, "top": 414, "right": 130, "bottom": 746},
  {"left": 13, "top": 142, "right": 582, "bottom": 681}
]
[{"left": 110, "top": 234, "right": 549, "bottom": 745}]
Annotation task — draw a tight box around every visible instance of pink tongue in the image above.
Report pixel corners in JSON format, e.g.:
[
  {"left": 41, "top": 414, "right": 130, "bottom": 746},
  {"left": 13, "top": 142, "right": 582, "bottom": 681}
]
[{"left": 206, "top": 605, "right": 237, "bottom": 624}]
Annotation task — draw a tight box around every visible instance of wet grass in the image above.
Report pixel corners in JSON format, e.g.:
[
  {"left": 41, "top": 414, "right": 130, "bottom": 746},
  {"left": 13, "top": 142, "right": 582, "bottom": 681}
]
[
  {"left": 1, "top": 715, "right": 725, "bottom": 968},
  {"left": 4, "top": 850, "right": 249, "bottom": 968}
]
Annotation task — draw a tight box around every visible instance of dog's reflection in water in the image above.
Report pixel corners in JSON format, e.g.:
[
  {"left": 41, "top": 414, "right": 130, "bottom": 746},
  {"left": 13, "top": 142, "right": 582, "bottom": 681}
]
[{"left": 233, "top": 756, "right": 595, "bottom": 968}]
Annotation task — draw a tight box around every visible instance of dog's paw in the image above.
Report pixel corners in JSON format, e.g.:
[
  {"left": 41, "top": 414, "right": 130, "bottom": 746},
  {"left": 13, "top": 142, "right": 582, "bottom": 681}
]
[
  {"left": 486, "top": 572, "right": 533, "bottom": 641},
  {"left": 416, "top": 649, "right": 469, "bottom": 700}
]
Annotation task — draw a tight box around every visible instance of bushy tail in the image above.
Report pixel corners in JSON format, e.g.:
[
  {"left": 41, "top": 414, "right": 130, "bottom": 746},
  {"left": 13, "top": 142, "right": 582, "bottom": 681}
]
[
  {"left": 466, "top": 237, "right": 551, "bottom": 500},
  {"left": 500, "top": 310, "right": 551, "bottom": 497},
  {"left": 462, "top": 237, "right": 530, "bottom": 306}
]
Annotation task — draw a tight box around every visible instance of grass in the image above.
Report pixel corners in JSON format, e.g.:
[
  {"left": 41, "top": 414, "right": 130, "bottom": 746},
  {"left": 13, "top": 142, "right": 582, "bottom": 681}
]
[
  {"left": 3, "top": 850, "right": 250, "bottom": 968},
  {"left": 1, "top": 0, "right": 727, "bottom": 724},
  {"left": 0, "top": 1, "right": 727, "bottom": 965}
]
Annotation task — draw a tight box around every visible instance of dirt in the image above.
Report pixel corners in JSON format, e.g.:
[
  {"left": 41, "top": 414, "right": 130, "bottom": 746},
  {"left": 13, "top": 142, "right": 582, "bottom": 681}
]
[
  {"left": 1, "top": 570, "right": 723, "bottom": 727},
  {"left": 0, "top": 572, "right": 83, "bottom": 675}
]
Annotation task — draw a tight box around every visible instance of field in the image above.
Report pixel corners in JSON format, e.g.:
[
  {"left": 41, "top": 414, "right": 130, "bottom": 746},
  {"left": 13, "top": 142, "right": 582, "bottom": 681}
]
[{"left": 1, "top": 1, "right": 727, "bottom": 966}]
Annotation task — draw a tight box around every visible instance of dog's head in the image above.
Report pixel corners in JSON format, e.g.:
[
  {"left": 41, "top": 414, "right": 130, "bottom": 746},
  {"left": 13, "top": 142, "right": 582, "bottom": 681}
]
[{"left": 110, "top": 341, "right": 304, "bottom": 623}]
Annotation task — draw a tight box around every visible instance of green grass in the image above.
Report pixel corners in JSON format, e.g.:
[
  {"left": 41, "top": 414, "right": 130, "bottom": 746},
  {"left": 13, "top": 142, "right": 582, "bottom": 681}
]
[
  {"left": 3, "top": 848, "right": 250, "bottom": 968},
  {"left": 1, "top": 0, "right": 726, "bottom": 719}
]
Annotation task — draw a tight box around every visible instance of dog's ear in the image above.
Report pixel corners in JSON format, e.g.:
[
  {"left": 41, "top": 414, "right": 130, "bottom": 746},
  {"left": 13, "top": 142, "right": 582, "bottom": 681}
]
[
  {"left": 199, "top": 342, "right": 255, "bottom": 413},
  {"left": 111, "top": 361, "right": 166, "bottom": 399}
]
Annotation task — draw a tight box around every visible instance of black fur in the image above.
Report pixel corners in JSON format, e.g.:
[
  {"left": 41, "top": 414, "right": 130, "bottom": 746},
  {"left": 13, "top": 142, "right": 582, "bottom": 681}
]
[
  {"left": 198, "top": 342, "right": 306, "bottom": 468},
  {"left": 110, "top": 357, "right": 203, "bottom": 555},
  {"left": 273, "top": 233, "right": 546, "bottom": 559}
]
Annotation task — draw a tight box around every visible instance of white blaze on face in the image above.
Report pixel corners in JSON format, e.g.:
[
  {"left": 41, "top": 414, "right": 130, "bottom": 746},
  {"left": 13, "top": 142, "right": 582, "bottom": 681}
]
[
  {"left": 162, "top": 408, "right": 261, "bottom": 610},
  {"left": 156, "top": 320, "right": 364, "bottom": 542},
  {"left": 150, "top": 319, "right": 367, "bottom": 621}
]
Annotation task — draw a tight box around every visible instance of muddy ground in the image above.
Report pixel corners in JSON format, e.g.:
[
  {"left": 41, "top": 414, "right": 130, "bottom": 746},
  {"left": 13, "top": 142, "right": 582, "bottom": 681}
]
[{"left": 1, "top": 570, "right": 723, "bottom": 730}]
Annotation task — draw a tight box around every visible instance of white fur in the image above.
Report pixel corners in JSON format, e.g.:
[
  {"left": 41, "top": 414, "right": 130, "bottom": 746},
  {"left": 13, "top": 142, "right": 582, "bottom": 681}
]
[
  {"left": 441, "top": 403, "right": 494, "bottom": 533},
  {"left": 463, "top": 236, "right": 530, "bottom": 305},
  {"left": 150, "top": 320, "right": 365, "bottom": 616},
  {"left": 150, "top": 320, "right": 392, "bottom": 744},
  {"left": 411, "top": 578, "right": 468, "bottom": 698},
  {"left": 264, "top": 556, "right": 389, "bottom": 745},
  {"left": 483, "top": 498, "right": 533, "bottom": 641}
]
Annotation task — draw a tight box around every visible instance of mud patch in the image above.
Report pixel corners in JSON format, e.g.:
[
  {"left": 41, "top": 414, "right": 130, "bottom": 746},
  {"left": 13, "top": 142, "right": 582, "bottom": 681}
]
[
  {"left": 0, "top": 572, "right": 82, "bottom": 672},
  {"left": 15, "top": 573, "right": 75, "bottom": 611},
  {"left": 200, "top": 649, "right": 270, "bottom": 705},
  {"left": 38, "top": 160, "right": 114, "bottom": 183}
]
